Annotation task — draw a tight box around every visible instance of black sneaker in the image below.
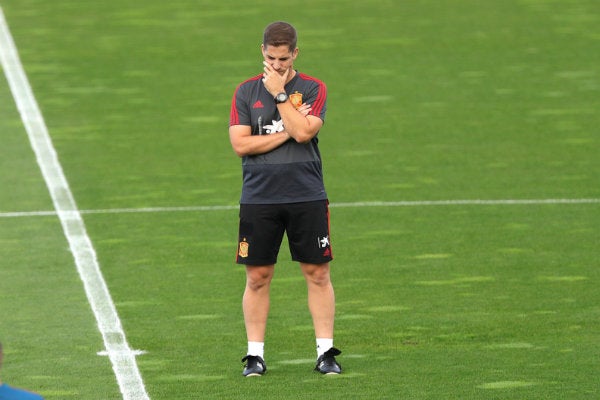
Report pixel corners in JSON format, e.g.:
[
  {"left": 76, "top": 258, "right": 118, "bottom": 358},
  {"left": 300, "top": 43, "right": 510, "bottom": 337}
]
[
  {"left": 314, "top": 347, "right": 342, "bottom": 374},
  {"left": 242, "top": 355, "right": 267, "bottom": 377}
]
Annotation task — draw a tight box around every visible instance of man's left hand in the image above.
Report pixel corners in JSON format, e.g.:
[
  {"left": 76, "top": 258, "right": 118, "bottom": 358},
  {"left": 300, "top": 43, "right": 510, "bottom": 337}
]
[{"left": 262, "top": 61, "right": 289, "bottom": 97}]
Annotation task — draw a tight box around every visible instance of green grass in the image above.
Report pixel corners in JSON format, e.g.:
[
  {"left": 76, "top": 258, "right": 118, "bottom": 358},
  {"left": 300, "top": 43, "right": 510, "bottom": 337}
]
[{"left": 1, "top": 0, "right": 599, "bottom": 399}]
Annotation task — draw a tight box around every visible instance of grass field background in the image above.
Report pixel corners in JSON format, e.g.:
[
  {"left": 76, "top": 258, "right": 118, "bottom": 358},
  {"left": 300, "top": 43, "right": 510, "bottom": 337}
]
[{"left": 1, "top": 0, "right": 599, "bottom": 399}]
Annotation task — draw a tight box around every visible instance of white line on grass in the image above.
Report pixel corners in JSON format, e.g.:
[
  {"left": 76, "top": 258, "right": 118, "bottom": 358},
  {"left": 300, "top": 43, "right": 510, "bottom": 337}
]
[
  {"left": 329, "top": 198, "right": 600, "bottom": 207},
  {"left": 0, "top": 198, "right": 599, "bottom": 219},
  {"left": 0, "top": 8, "right": 150, "bottom": 400}
]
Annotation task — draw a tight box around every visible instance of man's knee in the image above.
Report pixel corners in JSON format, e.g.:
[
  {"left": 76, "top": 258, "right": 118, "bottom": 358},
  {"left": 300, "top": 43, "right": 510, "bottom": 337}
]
[
  {"left": 246, "top": 266, "right": 274, "bottom": 290},
  {"left": 302, "top": 263, "right": 331, "bottom": 286}
]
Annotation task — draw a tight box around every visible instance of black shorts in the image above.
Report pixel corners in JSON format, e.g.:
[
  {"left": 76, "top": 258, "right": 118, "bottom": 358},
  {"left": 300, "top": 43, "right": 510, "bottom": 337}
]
[{"left": 236, "top": 200, "right": 333, "bottom": 265}]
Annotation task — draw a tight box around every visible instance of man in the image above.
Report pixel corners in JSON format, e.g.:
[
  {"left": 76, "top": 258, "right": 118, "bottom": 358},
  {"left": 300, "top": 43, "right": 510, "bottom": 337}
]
[
  {"left": 229, "top": 21, "right": 342, "bottom": 376},
  {"left": 0, "top": 341, "right": 44, "bottom": 399}
]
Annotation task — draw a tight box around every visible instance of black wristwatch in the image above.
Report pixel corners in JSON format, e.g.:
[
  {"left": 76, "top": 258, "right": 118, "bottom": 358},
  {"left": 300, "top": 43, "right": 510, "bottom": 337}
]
[{"left": 275, "top": 92, "right": 288, "bottom": 104}]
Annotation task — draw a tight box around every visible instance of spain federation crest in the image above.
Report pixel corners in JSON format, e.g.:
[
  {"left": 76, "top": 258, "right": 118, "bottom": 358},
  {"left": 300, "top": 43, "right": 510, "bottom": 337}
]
[
  {"left": 238, "top": 239, "right": 249, "bottom": 258},
  {"left": 290, "top": 91, "right": 303, "bottom": 109}
]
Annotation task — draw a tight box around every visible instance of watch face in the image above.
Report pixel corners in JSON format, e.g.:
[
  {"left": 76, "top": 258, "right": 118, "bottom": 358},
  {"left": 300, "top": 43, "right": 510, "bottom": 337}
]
[{"left": 276, "top": 93, "right": 288, "bottom": 103}]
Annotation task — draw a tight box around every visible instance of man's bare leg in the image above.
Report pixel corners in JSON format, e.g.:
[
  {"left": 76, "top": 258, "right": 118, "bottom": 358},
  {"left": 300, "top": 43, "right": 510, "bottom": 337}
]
[
  {"left": 301, "top": 262, "right": 342, "bottom": 374},
  {"left": 243, "top": 265, "right": 275, "bottom": 343},
  {"left": 301, "top": 262, "right": 335, "bottom": 340}
]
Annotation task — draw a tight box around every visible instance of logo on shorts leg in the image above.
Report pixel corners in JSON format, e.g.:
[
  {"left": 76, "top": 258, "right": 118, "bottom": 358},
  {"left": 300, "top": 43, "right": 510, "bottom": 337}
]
[
  {"left": 317, "top": 235, "right": 331, "bottom": 258},
  {"left": 238, "top": 239, "right": 249, "bottom": 258},
  {"left": 318, "top": 235, "right": 330, "bottom": 248}
]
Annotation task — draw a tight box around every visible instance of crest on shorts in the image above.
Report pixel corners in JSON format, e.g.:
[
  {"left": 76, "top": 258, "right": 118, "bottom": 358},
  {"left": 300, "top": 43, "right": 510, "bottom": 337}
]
[
  {"left": 290, "top": 91, "right": 303, "bottom": 109},
  {"left": 238, "top": 239, "right": 249, "bottom": 258}
]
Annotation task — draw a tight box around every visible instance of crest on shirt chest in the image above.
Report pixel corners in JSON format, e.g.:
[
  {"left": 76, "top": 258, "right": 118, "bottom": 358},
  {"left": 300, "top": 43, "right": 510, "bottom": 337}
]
[{"left": 290, "top": 91, "right": 303, "bottom": 109}]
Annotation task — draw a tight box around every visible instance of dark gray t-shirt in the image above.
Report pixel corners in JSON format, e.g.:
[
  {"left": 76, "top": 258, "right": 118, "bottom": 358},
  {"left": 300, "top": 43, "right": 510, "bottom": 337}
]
[{"left": 230, "top": 71, "right": 328, "bottom": 204}]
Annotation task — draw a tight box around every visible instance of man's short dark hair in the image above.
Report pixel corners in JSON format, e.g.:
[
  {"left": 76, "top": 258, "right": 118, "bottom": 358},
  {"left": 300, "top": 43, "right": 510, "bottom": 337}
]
[{"left": 263, "top": 21, "right": 297, "bottom": 52}]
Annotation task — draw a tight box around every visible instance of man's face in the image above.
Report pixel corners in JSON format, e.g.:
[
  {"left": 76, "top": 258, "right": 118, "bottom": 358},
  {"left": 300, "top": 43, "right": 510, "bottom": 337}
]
[{"left": 261, "top": 44, "right": 298, "bottom": 76}]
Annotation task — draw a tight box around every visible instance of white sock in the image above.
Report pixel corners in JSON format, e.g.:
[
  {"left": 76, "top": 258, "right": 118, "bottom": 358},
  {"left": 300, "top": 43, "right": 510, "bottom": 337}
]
[
  {"left": 316, "top": 338, "right": 333, "bottom": 357},
  {"left": 247, "top": 341, "right": 264, "bottom": 359}
]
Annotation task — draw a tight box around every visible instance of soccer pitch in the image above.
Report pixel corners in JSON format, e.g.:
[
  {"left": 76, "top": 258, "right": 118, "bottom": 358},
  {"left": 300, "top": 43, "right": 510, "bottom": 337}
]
[{"left": 1, "top": 0, "right": 599, "bottom": 399}]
